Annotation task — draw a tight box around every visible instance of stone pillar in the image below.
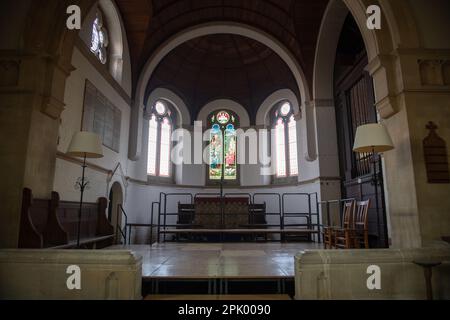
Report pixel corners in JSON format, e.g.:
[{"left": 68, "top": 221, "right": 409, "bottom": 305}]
[
  {"left": 0, "top": 0, "right": 94, "bottom": 248},
  {"left": 366, "top": 54, "right": 423, "bottom": 248},
  {"left": 367, "top": 48, "right": 450, "bottom": 248}
]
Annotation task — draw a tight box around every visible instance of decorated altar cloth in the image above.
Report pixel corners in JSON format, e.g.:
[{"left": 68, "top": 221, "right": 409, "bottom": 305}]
[{"left": 193, "top": 197, "right": 250, "bottom": 229}]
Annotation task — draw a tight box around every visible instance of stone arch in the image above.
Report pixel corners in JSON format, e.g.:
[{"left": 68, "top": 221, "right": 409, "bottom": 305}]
[
  {"left": 256, "top": 89, "right": 300, "bottom": 127},
  {"left": 197, "top": 99, "right": 250, "bottom": 128},
  {"left": 311, "top": 0, "right": 420, "bottom": 180},
  {"left": 146, "top": 88, "right": 191, "bottom": 127},
  {"left": 312, "top": 0, "right": 423, "bottom": 248},
  {"left": 313, "top": 0, "right": 420, "bottom": 118},
  {"left": 129, "top": 21, "right": 313, "bottom": 161}
]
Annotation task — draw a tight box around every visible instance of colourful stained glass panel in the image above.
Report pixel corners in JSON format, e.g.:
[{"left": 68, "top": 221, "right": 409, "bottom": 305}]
[
  {"left": 209, "top": 125, "right": 223, "bottom": 180},
  {"left": 224, "top": 124, "right": 237, "bottom": 180},
  {"left": 217, "top": 111, "right": 230, "bottom": 125}
]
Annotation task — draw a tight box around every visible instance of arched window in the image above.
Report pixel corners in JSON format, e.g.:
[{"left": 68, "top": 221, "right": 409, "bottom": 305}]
[
  {"left": 90, "top": 10, "right": 109, "bottom": 64},
  {"left": 147, "top": 101, "right": 175, "bottom": 178},
  {"left": 272, "top": 101, "right": 298, "bottom": 179},
  {"left": 207, "top": 110, "right": 239, "bottom": 184}
]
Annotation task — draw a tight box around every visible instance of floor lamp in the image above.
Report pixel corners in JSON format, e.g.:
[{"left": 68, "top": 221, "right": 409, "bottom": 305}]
[
  {"left": 353, "top": 123, "right": 394, "bottom": 247},
  {"left": 67, "top": 131, "right": 104, "bottom": 248}
]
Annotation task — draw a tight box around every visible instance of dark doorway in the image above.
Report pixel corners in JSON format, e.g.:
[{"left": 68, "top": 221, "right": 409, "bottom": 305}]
[
  {"left": 334, "top": 15, "right": 389, "bottom": 248},
  {"left": 108, "top": 182, "right": 124, "bottom": 244},
  {"left": 108, "top": 188, "right": 113, "bottom": 222}
]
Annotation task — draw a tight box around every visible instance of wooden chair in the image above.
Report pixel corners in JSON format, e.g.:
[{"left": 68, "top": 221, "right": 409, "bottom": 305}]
[
  {"left": 352, "top": 200, "right": 371, "bottom": 249},
  {"left": 323, "top": 200, "right": 354, "bottom": 249},
  {"left": 333, "top": 201, "right": 356, "bottom": 249}
]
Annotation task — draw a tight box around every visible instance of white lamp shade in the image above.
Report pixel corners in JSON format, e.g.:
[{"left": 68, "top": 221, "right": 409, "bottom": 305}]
[
  {"left": 353, "top": 123, "right": 394, "bottom": 153},
  {"left": 67, "top": 131, "right": 104, "bottom": 158}
]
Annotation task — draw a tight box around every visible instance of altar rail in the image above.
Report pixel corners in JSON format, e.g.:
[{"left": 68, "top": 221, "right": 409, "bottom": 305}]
[{"left": 152, "top": 192, "right": 321, "bottom": 243}]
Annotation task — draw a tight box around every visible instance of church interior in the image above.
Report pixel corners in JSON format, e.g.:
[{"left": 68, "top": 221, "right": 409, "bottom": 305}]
[{"left": 0, "top": 0, "right": 450, "bottom": 301}]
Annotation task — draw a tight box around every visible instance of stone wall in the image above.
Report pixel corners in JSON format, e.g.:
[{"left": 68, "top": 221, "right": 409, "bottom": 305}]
[
  {"left": 295, "top": 247, "right": 450, "bottom": 300},
  {"left": 0, "top": 250, "right": 142, "bottom": 300}
]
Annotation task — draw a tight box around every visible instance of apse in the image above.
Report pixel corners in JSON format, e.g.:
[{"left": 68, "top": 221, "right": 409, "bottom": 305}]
[{"left": 146, "top": 34, "right": 300, "bottom": 124}]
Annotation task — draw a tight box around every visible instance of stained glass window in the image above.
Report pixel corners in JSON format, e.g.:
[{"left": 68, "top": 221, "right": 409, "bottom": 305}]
[
  {"left": 147, "top": 100, "right": 174, "bottom": 178},
  {"left": 208, "top": 110, "right": 239, "bottom": 182},
  {"left": 272, "top": 101, "right": 298, "bottom": 179},
  {"left": 275, "top": 119, "right": 287, "bottom": 177},
  {"left": 288, "top": 115, "right": 298, "bottom": 176},
  {"left": 159, "top": 118, "right": 171, "bottom": 177},
  {"left": 90, "top": 11, "right": 109, "bottom": 64},
  {"left": 147, "top": 115, "right": 158, "bottom": 175}
]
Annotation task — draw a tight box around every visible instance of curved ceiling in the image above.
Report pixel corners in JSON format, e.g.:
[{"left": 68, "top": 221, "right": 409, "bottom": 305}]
[
  {"left": 115, "top": 0, "right": 330, "bottom": 94},
  {"left": 146, "top": 34, "right": 299, "bottom": 123}
]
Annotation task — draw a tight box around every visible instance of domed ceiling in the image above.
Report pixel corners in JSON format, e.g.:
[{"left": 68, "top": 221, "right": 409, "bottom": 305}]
[
  {"left": 146, "top": 34, "right": 300, "bottom": 123},
  {"left": 115, "top": 0, "right": 331, "bottom": 102}
]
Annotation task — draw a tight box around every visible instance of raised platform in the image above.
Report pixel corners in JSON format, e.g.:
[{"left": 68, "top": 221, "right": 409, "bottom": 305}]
[
  {"left": 159, "top": 228, "right": 319, "bottom": 235},
  {"left": 145, "top": 294, "right": 292, "bottom": 300},
  {"left": 108, "top": 243, "right": 323, "bottom": 295}
]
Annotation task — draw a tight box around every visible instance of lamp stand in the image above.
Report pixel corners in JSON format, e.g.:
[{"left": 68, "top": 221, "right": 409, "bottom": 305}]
[
  {"left": 371, "top": 147, "right": 381, "bottom": 247},
  {"left": 76, "top": 154, "right": 88, "bottom": 248}
]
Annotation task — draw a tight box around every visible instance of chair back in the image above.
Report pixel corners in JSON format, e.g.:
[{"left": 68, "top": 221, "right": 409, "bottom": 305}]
[
  {"left": 354, "top": 199, "right": 370, "bottom": 230},
  {"left": 341, "top": 200, "right": 355, "bottom": 229}
]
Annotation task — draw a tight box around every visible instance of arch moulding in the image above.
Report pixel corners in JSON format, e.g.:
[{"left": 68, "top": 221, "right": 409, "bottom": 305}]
[{"left": 129, "top": 21, "right": 314, "bottom": 161}]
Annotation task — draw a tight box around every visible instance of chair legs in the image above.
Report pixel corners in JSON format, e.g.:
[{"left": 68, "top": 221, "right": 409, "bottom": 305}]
[
  {"left": 363, "top": 231, "right": 369, "bottom": 249},
  {"left": 324, "top": 228, "right": 335, "bottom": 249},
  {"left": 352, "top": 231, "right": 369, "bottom": 249},
  {"left": 325, "top": 229, "right": 370, "bottom": 249}
]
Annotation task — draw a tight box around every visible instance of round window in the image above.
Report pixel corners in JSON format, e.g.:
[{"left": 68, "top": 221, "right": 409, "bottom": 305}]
[
  {"left": 280, "top": 102, "right": 291, "bottom": 116},
  {"left": 155, "top": 101, "right": 167, "bottom": 115}
]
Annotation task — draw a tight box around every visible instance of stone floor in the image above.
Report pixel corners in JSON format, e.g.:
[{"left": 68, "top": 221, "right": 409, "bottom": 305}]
[
  {"left": 108, "top": 242, "right": 323, "bottom": 279},
  {"left": 145, "top": 294, "right": 292, "bottom": 300}
]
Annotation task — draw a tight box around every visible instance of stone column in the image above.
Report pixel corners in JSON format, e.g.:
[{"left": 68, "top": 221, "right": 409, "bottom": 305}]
[
  {"left": 367, "top": 48, "right": 450, "bottom": 248},
  {"left": 0, "top": 0, "right": 94, "bottom": 248}
]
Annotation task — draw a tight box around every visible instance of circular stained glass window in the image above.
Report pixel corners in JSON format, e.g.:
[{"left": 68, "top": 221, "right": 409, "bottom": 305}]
[
  {"left": 280, "top": 102, "right": 291, "bottom": 116},
  {"left": 155, "top": 101, "right": 166, "bottom": 115},
  {"left": 217, "top": 111, "right": 230, "bottom": 124}
]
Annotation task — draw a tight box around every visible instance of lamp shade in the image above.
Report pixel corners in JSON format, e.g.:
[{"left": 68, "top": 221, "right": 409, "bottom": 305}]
[
  {"left": 353, "top": 123, "right": 394, "bottom": 153},
  {"left": 67, "top": 131, "right": 104, "bottom": 158}
]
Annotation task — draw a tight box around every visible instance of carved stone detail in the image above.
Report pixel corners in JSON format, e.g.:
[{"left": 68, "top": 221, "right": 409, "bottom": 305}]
[
  {"left": 0, "top": 60, "right": 20, "bottom": 86},
  {"left": 423, "top": 121, "right": 450, "bottom": 184},
  {"left": 41, "top": 96, "right": 66, "bottom": 120},
  {"left": 418, "top": 59, "right": 449, "bottom": 86}
]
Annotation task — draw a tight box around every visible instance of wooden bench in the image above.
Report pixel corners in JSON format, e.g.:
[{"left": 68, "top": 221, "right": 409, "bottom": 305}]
[{"left": 19, "top": 188, "right": 114, "bottom": 249}]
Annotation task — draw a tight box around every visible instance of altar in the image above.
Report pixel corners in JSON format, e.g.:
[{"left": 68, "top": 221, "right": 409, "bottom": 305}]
[{"left": 193, "top": 197, "right": 251, "bottom": 229}]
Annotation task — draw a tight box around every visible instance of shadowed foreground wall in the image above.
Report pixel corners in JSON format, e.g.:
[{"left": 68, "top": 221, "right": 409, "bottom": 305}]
[
  {"left": 0, "top": 250, "right": 142, "bottom": 300},
  {"left": 295, "top": 247, "right": 450, "bottom": 300}
]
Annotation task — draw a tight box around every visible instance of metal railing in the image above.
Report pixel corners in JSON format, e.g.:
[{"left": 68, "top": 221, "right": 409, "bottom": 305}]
[
  {"left": 281, "top": 193, "right": 321, "bottom": 242},
  {"left": 155, "top": 191, "right": 323, "bottom": 243},
  {"left": 117, "top": 204, "right": 128, "bottom": 244}
]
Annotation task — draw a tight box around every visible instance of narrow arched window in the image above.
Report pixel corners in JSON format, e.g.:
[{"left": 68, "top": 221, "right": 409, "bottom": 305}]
[
  {"left": 207, "top": 110, "right": 239, "bottom": 184},
  {"left": 272, "top": 101, "right": 298, "bottom": 180},
  {"left": 147, "top": 101, "right": 174, "bottom": 178},
  {"left": 90, "top": 10, "right": 109, "bottom": 64}
]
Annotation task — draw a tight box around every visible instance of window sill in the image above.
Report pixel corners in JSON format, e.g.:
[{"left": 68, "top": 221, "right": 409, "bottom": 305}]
[
  {"left": 147, "top": 175, "right": 175, "bottom": 185},
  {"left": 271, "top": 176, "right": 298, "bottom": 185}
]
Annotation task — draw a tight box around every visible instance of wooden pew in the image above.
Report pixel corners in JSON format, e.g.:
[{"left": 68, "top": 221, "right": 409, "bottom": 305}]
[{"left": 19, "top": 188, "right": 114, "bottom": 249}]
